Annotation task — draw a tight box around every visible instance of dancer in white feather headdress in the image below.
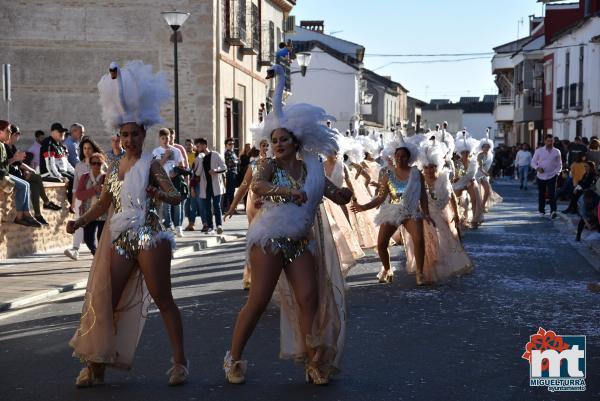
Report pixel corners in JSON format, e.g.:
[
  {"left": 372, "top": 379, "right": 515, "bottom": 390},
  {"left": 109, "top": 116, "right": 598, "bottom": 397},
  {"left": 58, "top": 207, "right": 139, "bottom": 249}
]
[
  {"left": 340, "top": 135, "right": 379, "bottom": 249},
  {"left": 474, "top": 129, "right": 502, "bottom": 211},
  {"left": 225, "top": 64, "right": 354, "bottom": 386},
  {"left": 452, "top": 130, "right": 484, "bottom": 228},
  {"left": 323, "top": 133, "right": 366, "bottom": 276},
  {"left": 417, "top": 138, "right": 474, "bottom": 284},
  {"left": 67, "top": 61, "right": 189, "bottom": 387},
  {"left": 351, "top": 133, "right": 433, "bottom": 285}
]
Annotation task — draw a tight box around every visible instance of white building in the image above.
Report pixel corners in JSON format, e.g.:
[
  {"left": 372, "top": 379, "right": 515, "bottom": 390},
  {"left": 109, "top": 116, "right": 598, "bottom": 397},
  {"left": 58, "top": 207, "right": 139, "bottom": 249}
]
[
  {"left": 0, "top": 0, "right": 295, "bottom": 153},
  {"left": 547, "top": 15, "right": 600, "bottom": 140},
  {"left": 286, "top": 24, "right": 364, "bottom": 133},
  {"left": 422, "top": 98, "right": 497, "bottom": 141}
]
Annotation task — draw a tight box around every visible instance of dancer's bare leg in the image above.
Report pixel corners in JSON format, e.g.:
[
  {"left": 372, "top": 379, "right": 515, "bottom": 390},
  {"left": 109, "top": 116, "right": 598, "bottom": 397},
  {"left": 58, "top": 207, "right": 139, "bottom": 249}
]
[
  {"left": 110, "top": 249, "right": 136, "bottom": 309},
  {"left": 138, "top": 241, "right": 186, "bottom": 365},
  {"left": 466, "top": 184, "right": 481, "bottom": 225},
  {"left": 402, "top": 218, "right": 425, "bottom": 279},
  {"left": 481, "top": 180, "right": 491, "bottom": 209},
  {"left": 230, "top": 246, "right": 282, "bottom": 361},
  {"left": 284, "top": 251, "right": 318, "bottom": 364},
  {"left": 377, "top": 223, "right": 398, "bottom": 272}
]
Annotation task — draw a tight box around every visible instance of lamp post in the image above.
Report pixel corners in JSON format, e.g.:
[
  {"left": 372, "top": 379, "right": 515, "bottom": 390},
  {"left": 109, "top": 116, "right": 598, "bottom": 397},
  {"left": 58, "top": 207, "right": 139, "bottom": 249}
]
[
  {"left": 293, "top": 52, "right": 312, "bottom": 76},
  {"left": 161, "top": 11, "right": 190, "bottom": 144}
]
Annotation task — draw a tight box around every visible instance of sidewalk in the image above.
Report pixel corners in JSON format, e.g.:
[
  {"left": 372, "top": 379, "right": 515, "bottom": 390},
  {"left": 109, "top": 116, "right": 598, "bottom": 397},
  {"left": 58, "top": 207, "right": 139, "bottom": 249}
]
[{"left": 0, "top": 214, "right": 249, "bottom": 312}]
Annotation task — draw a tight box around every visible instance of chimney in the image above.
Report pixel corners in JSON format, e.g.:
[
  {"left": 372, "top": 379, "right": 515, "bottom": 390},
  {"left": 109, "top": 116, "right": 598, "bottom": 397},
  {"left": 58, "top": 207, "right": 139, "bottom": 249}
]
[
  {"left": 584, "top": 0, "right": 591, "bottom": 17},
  {"left": 300, "top": 20, "right": 325, "bottom": 33}
]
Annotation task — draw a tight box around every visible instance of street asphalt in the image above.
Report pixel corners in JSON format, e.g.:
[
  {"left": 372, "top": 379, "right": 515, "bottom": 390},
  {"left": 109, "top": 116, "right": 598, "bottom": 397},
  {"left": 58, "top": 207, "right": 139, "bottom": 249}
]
[{"left": 0, "top": 179, "right": 599, "bottom": 401}]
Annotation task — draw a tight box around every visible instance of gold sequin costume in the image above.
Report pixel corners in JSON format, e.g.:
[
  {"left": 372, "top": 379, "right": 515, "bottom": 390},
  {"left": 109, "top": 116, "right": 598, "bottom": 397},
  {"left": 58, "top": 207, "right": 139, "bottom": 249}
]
[
  {"left": 251, "top": 158, "right": 343, "bottom": 266},
  {"left": 82, "top": 155, "right": 181, "bottom": 259}
]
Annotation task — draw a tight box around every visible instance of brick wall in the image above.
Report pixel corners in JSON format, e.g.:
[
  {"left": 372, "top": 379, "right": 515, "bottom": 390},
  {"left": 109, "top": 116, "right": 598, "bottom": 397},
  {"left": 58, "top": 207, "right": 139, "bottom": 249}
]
[{"left": 0, "top": 182, "right": 72, "bottom": 259}]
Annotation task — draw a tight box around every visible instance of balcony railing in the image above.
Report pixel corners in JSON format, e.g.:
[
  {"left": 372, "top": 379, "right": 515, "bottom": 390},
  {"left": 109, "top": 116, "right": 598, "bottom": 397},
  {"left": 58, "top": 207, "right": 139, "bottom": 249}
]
[
  {"left": 496, "top": 96, "right": 514, "bottom": 106},
  {"left": 225, "top": 0, "right": 248, "bottom": 46}
]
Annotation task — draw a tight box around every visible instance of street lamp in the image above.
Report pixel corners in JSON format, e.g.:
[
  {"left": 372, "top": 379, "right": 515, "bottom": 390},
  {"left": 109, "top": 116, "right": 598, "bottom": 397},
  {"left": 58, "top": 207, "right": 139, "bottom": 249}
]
[
  {"left": 161, "top": 11, "right": 191, "bottom": 144},
  {"left": 295, "top": 52, "right": 312, "bottom": 76}
]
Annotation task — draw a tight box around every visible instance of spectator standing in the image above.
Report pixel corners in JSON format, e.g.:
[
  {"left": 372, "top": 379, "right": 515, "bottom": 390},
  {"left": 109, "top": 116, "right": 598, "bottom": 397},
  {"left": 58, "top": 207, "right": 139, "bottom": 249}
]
[
  {"left": 570, "top": 153, "right": 587, "bottom": 188},
  {"left": 531, "top": 134, "right": 562, "bottom": 219},
  {"left": 192, "top": 138, "right": 226, "bottom": 234},
  {"left": 27, "top": 130, "right": 45, "bottom": 171},
  {"left": 4, "top": 124, "right": 61, "bottom": 225},
  {"left": 585, "top": 139, "right": 600, "bottom": 169},
  {"left": 64, "top": 137, "right": 104, "bottom": 260},
  {"left": 563, "top": 161, "right": 596, "bottom": 214},
  {"left": 153, "top": 128, "right": 185, "bottom": 236},
  {"left": 75, "top": 152, "right": 107, "bottom": 255},
  {"left": 184, "top": 139, "right": 196, "bottom": 167},
  {"left": 223, "top": 138, "right": 239, "bottom": 211},
  {"left": 183, "top": 139, "right": 200, "bottom": 231},
  {"left": 40, "top": 123, "right": 75, "bottom": 207},
  {"left": 515, "top": 143, "right": 533, "bottom": 190},
  {"left": 567, "top": 136, "right": 588, "bottom": 166},
  {"left": 64, "top": 123, "right": 85, "bottom": 168},
  {"left": 0, "top": 120, "right": 41, "bottom": 227}
]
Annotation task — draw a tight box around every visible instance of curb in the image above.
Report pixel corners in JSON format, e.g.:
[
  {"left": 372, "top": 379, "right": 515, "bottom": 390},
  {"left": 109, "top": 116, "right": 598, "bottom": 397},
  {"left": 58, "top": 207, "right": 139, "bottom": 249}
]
[
  {"left": 554, "top": 212, "right": 600, "bottom": 273},
  {"left": 0, "top": 233, "right": 245, "bottom": 313}
]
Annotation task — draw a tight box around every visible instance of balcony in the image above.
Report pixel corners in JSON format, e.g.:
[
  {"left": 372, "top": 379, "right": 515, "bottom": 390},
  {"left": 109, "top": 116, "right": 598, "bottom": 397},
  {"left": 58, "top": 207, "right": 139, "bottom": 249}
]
[
  {"left": 494, "top": 96, "right": 514, "bottom": 122},
  {"left": 514, "top": 89, "right": 542, "bottom": 123},
  {"left": 241, "top": 5, "right": 259, "bottom": 55},
  {"left": 491, "top": 53, "right": 514, "bottom": 73},
  {"left": 225, "top": 0, "right": 248, "bottom": 47}
]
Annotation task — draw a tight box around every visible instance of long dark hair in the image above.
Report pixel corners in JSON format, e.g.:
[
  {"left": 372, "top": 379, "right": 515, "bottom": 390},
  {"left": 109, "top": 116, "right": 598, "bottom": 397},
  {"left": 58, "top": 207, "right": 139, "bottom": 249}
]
[{"left": 79, "top": 137, "right": 104, "bottom": 161}]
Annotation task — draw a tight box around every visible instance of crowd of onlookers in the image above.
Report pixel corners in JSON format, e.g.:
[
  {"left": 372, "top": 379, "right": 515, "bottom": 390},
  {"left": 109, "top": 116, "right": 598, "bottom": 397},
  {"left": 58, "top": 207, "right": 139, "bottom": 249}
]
[
  {"left": 1, "top": 118, "right": 257, "bottom": 260},
  {"left": 489, "top": 135, "right": 600, "bottom": 241}
]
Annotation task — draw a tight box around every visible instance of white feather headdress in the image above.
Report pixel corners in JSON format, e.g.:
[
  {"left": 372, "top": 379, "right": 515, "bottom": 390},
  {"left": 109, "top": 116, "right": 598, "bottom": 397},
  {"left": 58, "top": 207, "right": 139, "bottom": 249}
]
[
  {"left": 454, "top": 130, "right": 479, "bottom": 155},
  {"left": 477, "top": 128, "right": 494, "bottom": 152},
  {"left": 381, "top": 133, "right": 420, "bottom": 165},
  {"left": 97, "top": 61, "right": 171, "bottom": 133},
  {"left": 418, "top": 138, "right": 449, "bottom": 172}
]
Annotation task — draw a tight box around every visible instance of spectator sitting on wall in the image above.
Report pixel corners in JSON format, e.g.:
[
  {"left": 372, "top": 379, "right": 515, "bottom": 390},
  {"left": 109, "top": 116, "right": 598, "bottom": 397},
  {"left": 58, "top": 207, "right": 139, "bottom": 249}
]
[
  {"left": 64, "top": 123, "right": 85, "bottom": 168},
  {"left": 4, "top": 124, "right": 61, "bottom": 225},
  {"left": 27, "top": 130, "right": 45, "bottom": 171},
  {"left": 0, "top": 120, "right": 42, "bottom": 227},
  {"left": 575, "top": 189, "right": 599, "bottom": 242},
  {"left": 40, "top": 122, "right": 75, "bottom": 208}
]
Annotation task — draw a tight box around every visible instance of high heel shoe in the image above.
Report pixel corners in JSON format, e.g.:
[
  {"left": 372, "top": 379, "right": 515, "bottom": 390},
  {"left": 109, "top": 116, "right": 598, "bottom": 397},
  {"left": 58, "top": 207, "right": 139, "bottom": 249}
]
[
  {"left": 305, "top": 364, "right": 329, "bottom": 385},
  {"left": 166, "top": 358, "right": 189, "bottom": 386},
  {"left": 224, "top": 351, "right": 247, "bottom": 384},
  {"left": 75, "top": 363, "right": 105, "bottom": 388},
  {"left": 376, "top": 267, "right": 395, "bottom": 283}
]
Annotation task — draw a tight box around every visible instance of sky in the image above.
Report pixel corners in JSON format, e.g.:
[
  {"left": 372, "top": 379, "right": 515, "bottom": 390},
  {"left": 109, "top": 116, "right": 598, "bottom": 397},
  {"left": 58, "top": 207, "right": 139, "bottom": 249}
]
[{"left": 291, "top": 0, "right": 549, "bottom": 102}]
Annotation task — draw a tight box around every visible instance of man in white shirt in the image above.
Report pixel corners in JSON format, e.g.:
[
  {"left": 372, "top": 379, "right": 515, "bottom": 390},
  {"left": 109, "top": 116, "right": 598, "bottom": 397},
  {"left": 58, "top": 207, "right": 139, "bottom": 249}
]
[
  {"left": 27, "top": 130, "right": 45, "bottom": 171},
  {"left": 153, "top": 128, "right": 185, "bottom": 235},
  {"left": 515, "top": 143, "right": 533, "bottom": 190},
  {"left": 531, "top": 134, "right": 562, "bottom": 218},
  {"left": 192, "top": 138, "right": 227, "bottom": 234}
]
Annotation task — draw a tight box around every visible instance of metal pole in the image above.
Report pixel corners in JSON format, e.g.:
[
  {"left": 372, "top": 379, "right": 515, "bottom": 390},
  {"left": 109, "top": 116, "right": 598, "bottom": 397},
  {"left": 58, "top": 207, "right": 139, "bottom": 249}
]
[{"left": 173, "top": 29, "right": 180, "bottom": 144}]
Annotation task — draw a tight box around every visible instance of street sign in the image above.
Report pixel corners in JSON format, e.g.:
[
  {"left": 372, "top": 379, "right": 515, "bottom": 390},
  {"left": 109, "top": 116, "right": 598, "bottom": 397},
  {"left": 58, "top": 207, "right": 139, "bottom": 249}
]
[{"left": 2, "top": 64, "right": 10, "bottom": 102}]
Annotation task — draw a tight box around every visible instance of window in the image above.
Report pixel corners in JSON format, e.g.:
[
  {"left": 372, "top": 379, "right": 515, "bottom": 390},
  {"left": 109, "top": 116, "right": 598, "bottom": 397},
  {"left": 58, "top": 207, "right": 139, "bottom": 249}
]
[
  {"left": 569, "top": 83, "right": 577, "bottom": 108},
  {"left": 564, "top": 52, "right": 570, "bottom": 110},
  {"left": 251, "top": 3, "right": 259, "bottom": 51},
  {"left": 556, "top": 87, "right": 563, "bottom": 111},
  {"left": 544, "top": 62, "right": 553, "bottom": 96},
  {"left": 576, "top": 120, "right": 582, "bottom": 138}
]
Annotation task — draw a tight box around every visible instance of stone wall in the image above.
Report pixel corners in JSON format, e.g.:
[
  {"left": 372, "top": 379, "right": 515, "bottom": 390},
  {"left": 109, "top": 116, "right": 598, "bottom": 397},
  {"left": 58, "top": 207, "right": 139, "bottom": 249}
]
[
  {"left": 0, "top": 0, "right": 217, "bottom": 151},
  {"left": 0, "top": 182, "right": 71, "bottom": 259}
]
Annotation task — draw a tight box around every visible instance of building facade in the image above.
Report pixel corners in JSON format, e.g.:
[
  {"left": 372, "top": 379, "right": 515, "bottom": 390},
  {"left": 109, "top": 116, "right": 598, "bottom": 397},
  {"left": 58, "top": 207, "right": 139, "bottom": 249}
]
[
  {"left": 547, "top": 15, "right": 600, "bottom": 140},
  {"left": 0, "top": 0, "right": 295, "bottom": 153}
]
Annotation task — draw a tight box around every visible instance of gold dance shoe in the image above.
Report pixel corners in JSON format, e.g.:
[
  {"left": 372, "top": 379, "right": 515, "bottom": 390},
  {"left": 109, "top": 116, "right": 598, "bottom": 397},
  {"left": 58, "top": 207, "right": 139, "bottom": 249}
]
[
  {"left": 224, "top": 351, "right": 247, "bottom": 384},
  {"left": 75, "top": 363, "right": 105, "bottom": 388},
  {"left": 376, "top": 267, "right": 394, "bottom": 283},
  {"left": 305, "top": 365, "right": 329, "bottom": 385},
  {"left": 167, "top": 358, "right": 189, "bottom": 386}
]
